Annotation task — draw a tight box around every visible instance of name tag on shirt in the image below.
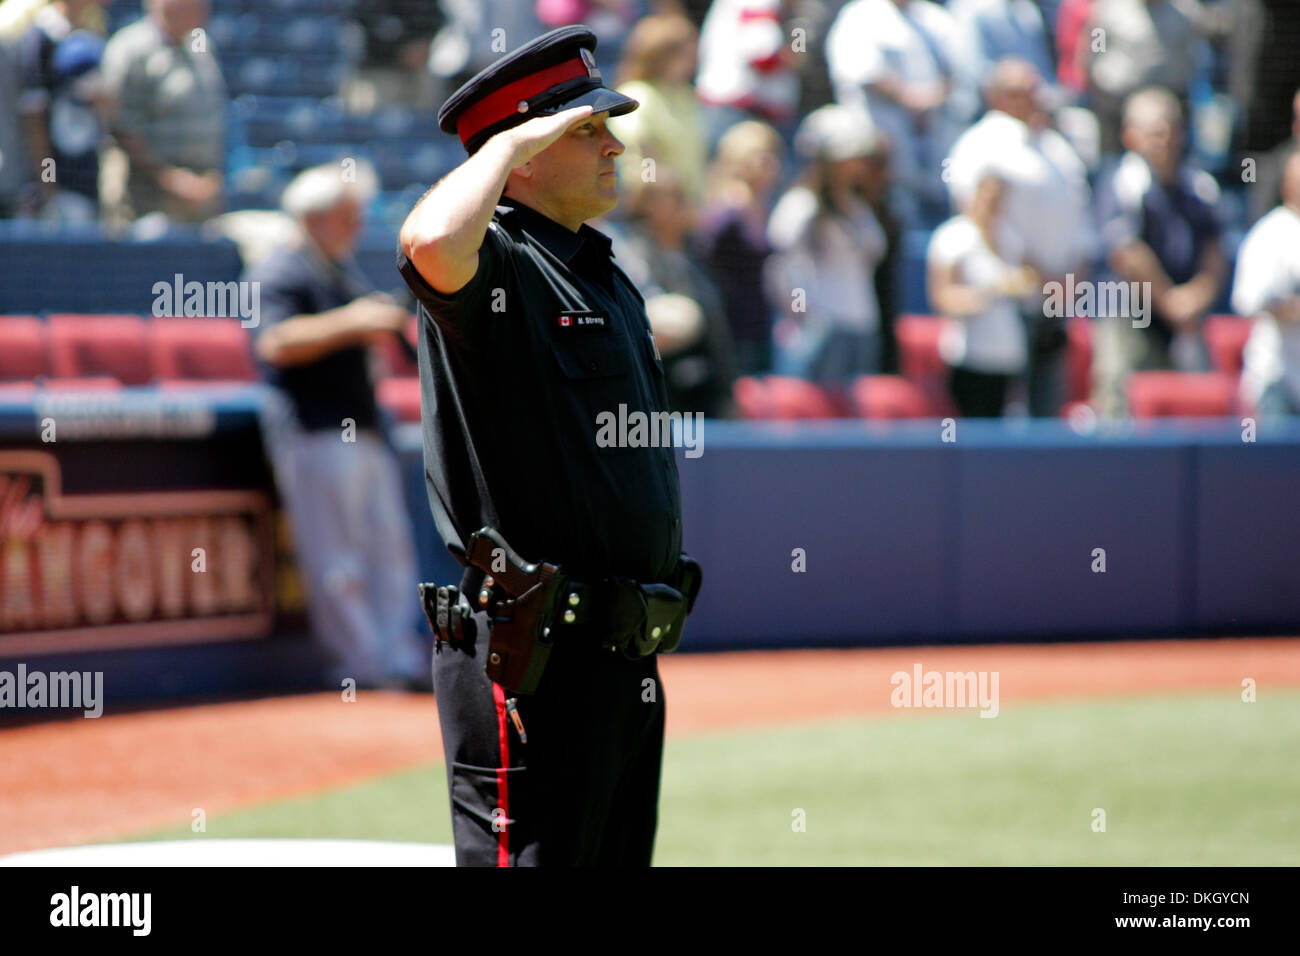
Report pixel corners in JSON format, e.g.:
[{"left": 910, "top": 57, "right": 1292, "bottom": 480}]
[{"left": 556, "top": 310, "right": 610, "bottom": 332}]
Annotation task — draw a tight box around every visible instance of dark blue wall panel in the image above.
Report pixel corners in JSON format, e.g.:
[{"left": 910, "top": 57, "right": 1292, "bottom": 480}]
[
  {"left": 678, "top": 441, "right": 949, "bottom": 647},
  {"left": 1195, "top": 438, "right": 1300, "bottom": 629},
  {"left": 953, "top": 444, "right": 1193, "bottom": 637}
]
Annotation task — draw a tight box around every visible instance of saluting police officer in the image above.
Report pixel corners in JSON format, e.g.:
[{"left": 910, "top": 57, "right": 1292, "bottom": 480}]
[{"left": 397, "top": 26, "right": 702, "bottom": 867}]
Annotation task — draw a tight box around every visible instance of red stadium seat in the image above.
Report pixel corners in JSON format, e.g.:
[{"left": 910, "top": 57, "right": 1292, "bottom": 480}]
[
  {"left": 0, "top": 316, "right": 50, "bottom": 381},
  {"left": 1202, "top": 315, "right": 1252, "bottom": 374},
  {"left": 156, "top": 380, "right": 256, "bottom": 391},
  {"left": 150, "top": 317, "right": 259, "bottom": 383},
  {"left": 1127, "top": 371, "right": 1238, "bottom": 418},
  {"left": 376, "top": 315, "right": 419, "bottom": 378},
  {"left": 48, "top": 315, "right": 152, "bottom": 385},
  {"left": 376, "top": 376, "right": 421, "bottom": 423},
  {"left": 767, "top": 377, "right": 851, "bottom": 418},
  {"left": 895, "top": 314, "right": 948, "bottom": 380},
  {"left": 733, "top": 375, "right": 852, "bottom": 419},
  {"left": 894, "top": 315, "right": 958, "bottom": 417},
  {"left": 1066, "top": 316, "right": 1092, "bottom": 404},
  {"left": 733, "top": 376, "right": 771, "bottom": 419},
  {"left": 850, "top": 375, "right": 936, "bottom": 418},
  {"left": 40, "top": 377, "right": 125, "bottom": 391}
]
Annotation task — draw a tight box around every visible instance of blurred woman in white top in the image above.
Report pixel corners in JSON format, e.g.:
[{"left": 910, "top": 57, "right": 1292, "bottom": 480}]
[
  {"left": 927, "top": 172, "right": 1036, "bottom": 416},
  {"left": 765, "top": 104, "right": 889, "bottom": 383}
]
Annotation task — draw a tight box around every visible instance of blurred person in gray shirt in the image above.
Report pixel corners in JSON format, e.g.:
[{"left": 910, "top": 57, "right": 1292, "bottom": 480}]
[{"left": 100, "top": 0, "right": 225, "bottom": 224}]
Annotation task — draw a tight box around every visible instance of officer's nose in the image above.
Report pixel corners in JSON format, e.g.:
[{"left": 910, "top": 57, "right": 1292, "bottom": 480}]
[{"left": 603, "top": 128, "right": 625, "bottom": 158}]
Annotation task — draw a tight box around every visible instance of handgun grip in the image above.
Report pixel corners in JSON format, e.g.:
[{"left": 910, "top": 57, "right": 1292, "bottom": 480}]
[{"left": 464, "top": 527, "right": 540, "bottom": 597}]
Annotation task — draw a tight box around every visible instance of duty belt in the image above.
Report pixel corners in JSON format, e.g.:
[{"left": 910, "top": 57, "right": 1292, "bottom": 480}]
[{"left": 418, "top": 527, "right": 703, "bottom": 695}]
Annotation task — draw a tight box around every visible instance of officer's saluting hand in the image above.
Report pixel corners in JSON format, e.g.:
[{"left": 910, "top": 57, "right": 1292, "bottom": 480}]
[
  {"left": 396, "top": 25, "right": 700, "bottom": 868},
  {"left": 400, "top": 103, "right": 596, "bottom": 296}
]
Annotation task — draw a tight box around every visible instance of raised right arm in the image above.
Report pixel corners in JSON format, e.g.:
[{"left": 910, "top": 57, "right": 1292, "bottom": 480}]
[{"left": 399, "top": 105, "right": 595, "bottom": 296}]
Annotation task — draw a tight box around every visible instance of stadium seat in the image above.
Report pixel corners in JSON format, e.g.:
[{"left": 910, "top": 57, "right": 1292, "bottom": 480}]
[
  {"left": 732, "top": 376, "right": 771, "bottom": 419},
  {"left": 732, "top": 376, "right": 852, "bottom": 420},
  {"left": 231, "top": 94, "right": 326, "bottom": 149},
  {"left": 150, "top": 318, "right": 260, "bottom": 383},
  {"left": 236, "top": 57, "right": 278, "bottom": 94},
  {"left": 849, "top": 375, "right": 936, "bottom": 419},
  {"left": 1203, "top": 315, "right": 1252, "bottom": 374},
  {"left": 895, "top": 314, "right": 947, "bottom": 381},
  {"left": 40, "top": 377, "right": 125, "bottom": 391},
  {"left": 376, "top": 317, "right": 419, "bottom": 378},
  {"left": 48, "top": 315, "right": 152, "bottom": 385},
  {"left": 894, "top": 314, "right": 958, "bottom": 417},
  {"left": 1066, "top": 316, "right": 1092, "bottom": 404},
  {"left": 1127, "top": 371, "right": 1238, "bottom": 418},
  {"left": 0, "top": 226, "right": 245, "bottom": 314},
  {"left": 376, "top": 377, "right": 421, "bottom": 423},
  {"left": 0, "top": 316, "right": 50, "bottom": 381}
]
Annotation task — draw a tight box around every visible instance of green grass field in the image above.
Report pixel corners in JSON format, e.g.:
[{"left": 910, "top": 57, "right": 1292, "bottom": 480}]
[{"left": 122, "top": 690, "right": 1300, "bottom": 865}]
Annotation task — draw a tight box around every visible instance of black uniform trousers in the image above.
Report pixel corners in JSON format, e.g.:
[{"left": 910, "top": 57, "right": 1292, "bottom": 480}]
[{"left": 431, "top": 600, "right": 666, "bottom": 867}]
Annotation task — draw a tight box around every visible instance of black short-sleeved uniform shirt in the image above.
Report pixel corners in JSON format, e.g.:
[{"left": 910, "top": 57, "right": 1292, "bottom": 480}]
[
  {"left": 245, "top": 243, "right": 380, "bottom": 432},
  {"left": 397, "top": 195, "right": 682, "bottom": 585}
]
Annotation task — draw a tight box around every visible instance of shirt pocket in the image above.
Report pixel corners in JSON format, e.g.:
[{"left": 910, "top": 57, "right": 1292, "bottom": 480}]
[{"left": 549, "top": 336, "right": 636, "bottom": 455}]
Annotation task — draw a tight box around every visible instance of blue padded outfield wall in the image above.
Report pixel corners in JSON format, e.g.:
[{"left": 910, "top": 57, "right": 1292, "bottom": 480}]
[
  {"left": 1, "top": 390, "right": 1297, "bottom": 705},
  {"left": 658, "top": 419, "right": 1300, "bottom": 648},
  {"left": 402, "top": 416, "right": 1300, "bottom": 646}
]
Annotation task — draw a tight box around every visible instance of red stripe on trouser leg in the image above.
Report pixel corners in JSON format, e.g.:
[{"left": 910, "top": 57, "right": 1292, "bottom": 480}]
[{"left": 493, "top": 682, "right": 510, "bottom": 867}]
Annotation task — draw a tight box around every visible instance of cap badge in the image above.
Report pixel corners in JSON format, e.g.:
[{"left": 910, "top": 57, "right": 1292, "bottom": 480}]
[{"left": 579, "top": 47, "right": 601, "bottom": 80}]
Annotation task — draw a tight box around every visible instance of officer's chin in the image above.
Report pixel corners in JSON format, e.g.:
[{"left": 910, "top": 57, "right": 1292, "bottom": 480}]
[{"left": 593, "top": 186, "right": 619, "bottom": 217}]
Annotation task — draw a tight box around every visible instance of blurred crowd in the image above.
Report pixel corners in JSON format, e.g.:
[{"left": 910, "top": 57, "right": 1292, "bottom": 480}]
[{"left": 2, "top": 0, "right": 1300, "bottom": 419}]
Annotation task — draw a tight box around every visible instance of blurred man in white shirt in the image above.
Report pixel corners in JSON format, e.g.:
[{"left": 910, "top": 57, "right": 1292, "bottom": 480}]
[
  {"left": 1235, "top": 152, "right": 1300, "bottom": 418},
  {"left": 946, "top": 58, "right": 1094, "bottom": 415}
]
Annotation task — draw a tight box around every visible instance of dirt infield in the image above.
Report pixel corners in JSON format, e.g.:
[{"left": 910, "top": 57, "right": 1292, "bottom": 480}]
[{"left": 3, "top": 637, "right": 1298, "bottom": 856}]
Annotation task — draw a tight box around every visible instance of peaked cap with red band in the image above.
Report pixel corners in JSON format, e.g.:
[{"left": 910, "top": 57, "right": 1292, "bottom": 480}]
[{"left": 437, "top": 25, "right": 639, "bottom": 155}]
